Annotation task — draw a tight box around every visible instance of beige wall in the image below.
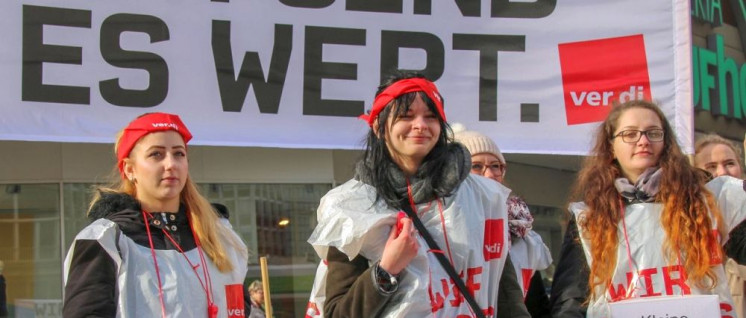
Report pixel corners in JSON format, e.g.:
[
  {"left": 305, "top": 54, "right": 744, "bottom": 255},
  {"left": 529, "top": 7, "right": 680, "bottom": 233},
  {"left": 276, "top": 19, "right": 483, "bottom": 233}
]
[
  {"left": 0, "top": 140, "right": 337, "bottom": 184},
  {"left": 504, "top": 161, "right": 577, "bottom": 209},
  {"left": 0, "top": 140, "right": 579, "bottom": 210}
]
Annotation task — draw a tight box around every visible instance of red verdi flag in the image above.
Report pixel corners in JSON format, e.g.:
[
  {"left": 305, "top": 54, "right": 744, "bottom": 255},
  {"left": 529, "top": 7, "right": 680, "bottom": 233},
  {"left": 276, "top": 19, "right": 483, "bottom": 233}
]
[{"left": 559, "top": 35, "right": 652, "bottom": 125}]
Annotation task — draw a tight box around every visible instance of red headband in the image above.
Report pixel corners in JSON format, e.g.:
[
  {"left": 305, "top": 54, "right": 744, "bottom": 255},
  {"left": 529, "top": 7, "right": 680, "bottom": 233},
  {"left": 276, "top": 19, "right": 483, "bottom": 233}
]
[
  {"left": 359, "top": 78, "right": 445, "bottom": 126},
  {"left": 116, "top": 112, "right": 192, "bottom": 176}
]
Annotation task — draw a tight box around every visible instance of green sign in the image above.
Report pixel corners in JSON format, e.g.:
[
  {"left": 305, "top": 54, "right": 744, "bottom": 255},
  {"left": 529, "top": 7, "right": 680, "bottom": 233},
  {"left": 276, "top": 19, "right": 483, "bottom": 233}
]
[
  {"left": 693, "top": 34, "right": 746, "bottom": 119},
  {"left": 692, "top": 0, "right": 724, "bottom": 25}
]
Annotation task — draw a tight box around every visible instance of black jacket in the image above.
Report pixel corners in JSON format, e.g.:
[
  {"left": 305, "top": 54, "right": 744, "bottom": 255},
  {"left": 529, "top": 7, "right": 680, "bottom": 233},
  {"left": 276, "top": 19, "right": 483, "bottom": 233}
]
[
  {"left": 549, "top": 215, "right": 589, "bottom": 317},
  {"left": 525, "top": 271, "right": 551, "bottom": 318},
  {"left": 0, "top": 274, "right": 7, "bottom": 317},
  {"left": 726, "top": 211, "right": 746, "bottom": 265},
  {"left": 63, "top": 192, "right": 224, "bottom": 318}
]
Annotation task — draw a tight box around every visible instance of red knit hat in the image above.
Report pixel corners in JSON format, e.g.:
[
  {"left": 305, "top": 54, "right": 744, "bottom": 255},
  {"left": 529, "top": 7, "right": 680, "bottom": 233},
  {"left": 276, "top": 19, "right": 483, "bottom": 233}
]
[
  {"left": 359, "top": 77, "right": 445, "bottom": 126},
  {"left": 116, "top": 112, "right": 192, "bottom": 176}
]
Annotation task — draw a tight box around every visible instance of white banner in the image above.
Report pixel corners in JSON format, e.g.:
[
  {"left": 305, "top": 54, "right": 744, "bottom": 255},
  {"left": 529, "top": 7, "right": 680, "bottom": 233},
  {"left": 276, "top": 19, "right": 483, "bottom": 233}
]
[{"left": 0, "top": 0, "right": 693, "bottom": 154}]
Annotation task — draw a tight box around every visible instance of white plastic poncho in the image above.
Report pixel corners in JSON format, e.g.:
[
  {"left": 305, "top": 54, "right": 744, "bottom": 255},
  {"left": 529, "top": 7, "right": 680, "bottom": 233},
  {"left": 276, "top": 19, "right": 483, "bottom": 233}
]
[
  {"left": 505, "top": 196, "right": 553, "bottom": 297},
  {"left": 509, "top": 230, "right": 553, "bottom": 297},
  {"left": 63, "top": 218, "right": 248, "bottom": 318},
  {"left": 573, "top": 175, "right": 746, "bottom": 318},
  {"left": 306, "top": 174, "right": 511, "bottom": 317}
]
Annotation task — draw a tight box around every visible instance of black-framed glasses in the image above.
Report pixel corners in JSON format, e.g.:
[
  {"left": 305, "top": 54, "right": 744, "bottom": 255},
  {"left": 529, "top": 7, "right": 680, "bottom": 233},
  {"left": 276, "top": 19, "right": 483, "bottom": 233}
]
[
  {"left": 471, "top": 163, "right": 505, "bottom": 175},
  {"left": 612, "top": 129, "right": 665, "bottom": 143}
]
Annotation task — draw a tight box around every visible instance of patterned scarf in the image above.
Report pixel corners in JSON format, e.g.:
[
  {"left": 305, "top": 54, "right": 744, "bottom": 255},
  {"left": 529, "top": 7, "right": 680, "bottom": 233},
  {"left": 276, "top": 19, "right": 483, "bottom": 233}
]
[
  {"left": 614, "top": 167, "right": 662, "bottom": 203},
  {"left": 506, "top": 195, "right": 533, "bottom": 238}
]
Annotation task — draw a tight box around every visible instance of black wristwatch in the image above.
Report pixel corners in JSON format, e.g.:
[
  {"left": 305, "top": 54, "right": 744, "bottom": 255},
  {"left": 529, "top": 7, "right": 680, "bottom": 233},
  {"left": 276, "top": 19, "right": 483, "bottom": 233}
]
[{"left": 372, "top": 261, "right": 400, "bottom": 295}]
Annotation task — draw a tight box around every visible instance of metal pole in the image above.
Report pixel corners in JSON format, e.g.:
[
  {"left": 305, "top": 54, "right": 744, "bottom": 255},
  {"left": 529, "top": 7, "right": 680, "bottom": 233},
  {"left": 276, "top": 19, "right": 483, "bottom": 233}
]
[{"left": 259, "top": 256, "right": 273, "bottom": 318}]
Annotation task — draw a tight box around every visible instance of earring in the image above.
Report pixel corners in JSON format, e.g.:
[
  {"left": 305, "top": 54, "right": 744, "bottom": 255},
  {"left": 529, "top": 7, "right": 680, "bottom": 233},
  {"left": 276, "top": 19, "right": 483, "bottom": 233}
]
[{"left": 129, "top": 175, "right": 136, "bottom": 183}]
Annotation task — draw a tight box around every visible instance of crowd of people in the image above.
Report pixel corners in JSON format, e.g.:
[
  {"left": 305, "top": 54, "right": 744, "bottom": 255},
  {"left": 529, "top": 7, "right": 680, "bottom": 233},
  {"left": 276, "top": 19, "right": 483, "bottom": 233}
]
[{"left": 60, "top": 72, "right": 746, "bottom": 317}]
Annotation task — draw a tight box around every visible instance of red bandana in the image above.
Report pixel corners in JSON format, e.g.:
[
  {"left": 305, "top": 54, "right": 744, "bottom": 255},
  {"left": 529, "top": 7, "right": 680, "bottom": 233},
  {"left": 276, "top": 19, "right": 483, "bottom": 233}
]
[
  {"left": 359, "top": 78, "right": 445, "bottom": 126},
  {"left": 116, "top": 112, "right": 192, "bottom": 176}
]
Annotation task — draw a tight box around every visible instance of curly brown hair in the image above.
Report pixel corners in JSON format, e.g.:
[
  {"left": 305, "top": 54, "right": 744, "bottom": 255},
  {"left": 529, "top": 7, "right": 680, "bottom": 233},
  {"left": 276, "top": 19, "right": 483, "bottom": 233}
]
[{"left": 572, "top": 100, "right": 723, "bottom": 300}]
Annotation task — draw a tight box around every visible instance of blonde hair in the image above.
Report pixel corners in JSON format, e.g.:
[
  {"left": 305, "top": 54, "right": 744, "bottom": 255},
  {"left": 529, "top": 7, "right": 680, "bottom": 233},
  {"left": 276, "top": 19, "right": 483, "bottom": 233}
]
[
  {"left": 248, "top": 280, "right": 263, "bottom": 292},
  {"left": 88, "top": 128, "right": 241, "bottom": 272},
  {"left": 694, "top": 133, "right": 743, "bottom": 168}
]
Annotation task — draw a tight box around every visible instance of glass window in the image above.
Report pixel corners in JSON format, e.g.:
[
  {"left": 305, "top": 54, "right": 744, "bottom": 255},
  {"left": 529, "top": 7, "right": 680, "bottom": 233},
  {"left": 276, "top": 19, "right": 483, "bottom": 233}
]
[
  {"left": 0, "top": 183, "right": 61, "bottom": 317},
  {"left": 200, "top": 183, "right": 331, "bottom": 318},
  {"left": 62, "top": 183, "right": 98, "bottom": 255}
]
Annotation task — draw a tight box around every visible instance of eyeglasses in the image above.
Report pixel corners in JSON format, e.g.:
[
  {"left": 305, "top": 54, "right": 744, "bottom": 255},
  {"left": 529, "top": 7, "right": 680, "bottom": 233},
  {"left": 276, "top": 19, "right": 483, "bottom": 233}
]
[
  {"left": 612, "top": 129, "right": 664, "bottom": 144},
  {"left": 471, "top": 163, "right": 505, "bottom": 175}
]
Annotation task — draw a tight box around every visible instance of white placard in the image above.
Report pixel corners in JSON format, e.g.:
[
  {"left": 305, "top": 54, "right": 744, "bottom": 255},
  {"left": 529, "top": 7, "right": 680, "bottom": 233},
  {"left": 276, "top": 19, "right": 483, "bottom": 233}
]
[{"left": 609, "top": 294, "right": 720, "bottom": 318}]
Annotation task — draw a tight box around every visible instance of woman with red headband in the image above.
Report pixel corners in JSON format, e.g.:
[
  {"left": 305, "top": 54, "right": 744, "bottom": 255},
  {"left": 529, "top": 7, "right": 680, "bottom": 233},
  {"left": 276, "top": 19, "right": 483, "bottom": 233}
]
[
  {"left": 62, "top": 113, "right": 248, "bottom": 318},
  {"left": 307, "top": 72, "right": 528, "bottom": 317}
]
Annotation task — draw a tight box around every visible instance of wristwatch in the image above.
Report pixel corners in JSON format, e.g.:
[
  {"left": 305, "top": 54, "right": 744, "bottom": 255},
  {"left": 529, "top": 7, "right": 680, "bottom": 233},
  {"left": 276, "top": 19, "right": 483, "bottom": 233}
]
[{"left": 373, "top": 261, "right": 400, "bottom": 295}]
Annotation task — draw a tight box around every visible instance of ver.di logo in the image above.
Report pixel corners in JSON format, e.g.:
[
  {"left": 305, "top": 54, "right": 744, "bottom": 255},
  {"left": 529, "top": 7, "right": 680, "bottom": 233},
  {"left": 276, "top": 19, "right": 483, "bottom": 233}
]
[
  {"left": 225, "top": 284, "right": 245, "bottom": 318},
  {"left": 152, "top": 122, "right": 179, "bottom": 130},
  {"left": 558, "top": 34, "right": 652, "bottom": 125},
  {"left": 483, "top": 219, "right": 505, "bottom": 261}
]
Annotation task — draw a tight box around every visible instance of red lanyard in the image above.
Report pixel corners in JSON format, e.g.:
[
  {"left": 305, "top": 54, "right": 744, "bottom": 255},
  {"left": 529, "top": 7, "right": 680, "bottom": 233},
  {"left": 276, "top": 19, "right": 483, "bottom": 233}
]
[
  {"left": 617, "top": 197, "right": 686, "bottom": 301},
  {"left": 142, "top": 210, "right": 217, "bottom": 318},
  {"left": 405, "top": 179, "right": 456, "bottom": 266},
  {"left": 407, "top": 179, "right": 480, "bottom": 318}
]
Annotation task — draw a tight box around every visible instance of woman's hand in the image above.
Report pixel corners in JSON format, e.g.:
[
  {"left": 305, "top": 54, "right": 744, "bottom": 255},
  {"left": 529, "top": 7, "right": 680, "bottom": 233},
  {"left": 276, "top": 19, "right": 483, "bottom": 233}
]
[{"left": 379, "top": 217, "right": 419, "bottom": 275}]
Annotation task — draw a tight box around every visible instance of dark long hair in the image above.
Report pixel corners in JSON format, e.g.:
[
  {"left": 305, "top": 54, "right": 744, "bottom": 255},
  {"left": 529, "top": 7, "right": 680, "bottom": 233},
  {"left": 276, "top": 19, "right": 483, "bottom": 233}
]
[
  {"left": 357, "top": 71, "right": 453, "bottom": 208},
  {"left": 573, "top": 100, "right": 722, "bottom": 299}
]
